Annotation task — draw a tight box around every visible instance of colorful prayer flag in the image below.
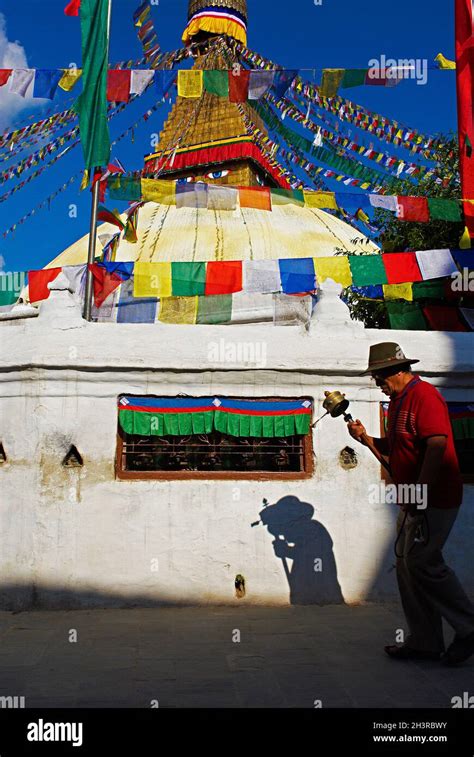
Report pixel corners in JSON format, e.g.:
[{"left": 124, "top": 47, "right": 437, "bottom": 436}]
[
  {"left": 178, "top": 70, "right": 203, "bottom": 98},
  {"left": 396, "top": 196, "right": 430, "bottom": 222},
  {"left": 64, "top": 0, "right": 81, "bottom": 15},
  {"left": 58, "top": 68, "right": 82, "bottom": 91},
  {"left": 278, "top": 258, "right": 316, "bottom": 294},
  {"left": 243, "top": 260, "right": 281, "bottom": 294},
  {"left": 107, "top": 70, "right": 131, "bottom": 102},
  {"left": 134, "top": 262, "right": 172, "bottom": 298},
  {"left": 349, "top": 255, "right": 388, "bottom": 286},
  {"left": 304, "top": 190, "right": 338, "bottom": 210},
  {"left": 248, "top": 70, "right": 274, "bottom": 100},
  {"left": 427, "top": 197, "right": 462, "bottom": 222},
  {"left": 203, "top": 70, "right": 229, "bottom": 97},
  {"left": 205, "top": 261, "right": 242, "bottom": 296},
  {"left": 28, "top": 268, "right": 62, "bottom": 303},
  {"left": 130, "top": 69, "right": 154, "bottom": 96},
  {"left": 383, "top": 252, "right": 423, "bottom": 284},
  {"left": 229, "top": 69, "right": 250, "bottom": 102},
  {"left": 171, "top": 262, "right": 206, "bottom": 297},
  {"left": 415, "top": 249, "right": 458, "bottom": 280},
  {"left": 313, "top": 257, "right": 352, "bottom": 288},
  {"left": 423, "top": 305, "right": 469, "bottom": 331},
  {"left": 33, "top": 69, "right": 62, "bottom": 99},
  {"left": 239, "top": 186, "right": 272, "bottom": 211},
  {"left": 386, "top": 301, "right": 427, "bottom": 330}
]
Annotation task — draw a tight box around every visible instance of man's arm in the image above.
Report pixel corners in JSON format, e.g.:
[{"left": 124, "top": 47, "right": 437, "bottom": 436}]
[
  {"left": 348, "top": 420, "right": 390, "bottom": 456},
  {"left": 417, "top": 435, "right": 447, "bottom": 488}
]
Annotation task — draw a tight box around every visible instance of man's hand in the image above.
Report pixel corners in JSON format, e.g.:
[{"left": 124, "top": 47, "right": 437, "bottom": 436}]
[{"left": 347, "top": 419, "right": 367, "bottom": 443}]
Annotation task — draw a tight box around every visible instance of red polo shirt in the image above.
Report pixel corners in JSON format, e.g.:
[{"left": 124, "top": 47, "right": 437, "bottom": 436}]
[{"left": 387, "top": 376, "right": 463, "bottom": 509}]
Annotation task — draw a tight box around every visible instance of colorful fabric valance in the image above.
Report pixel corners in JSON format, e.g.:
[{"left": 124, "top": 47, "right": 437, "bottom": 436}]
[
  {"left": 448, "top": 403, "right": 474, "bottom": 440},
  {"left": 118, "top": 396, "right": 312, "bottom": 438}
]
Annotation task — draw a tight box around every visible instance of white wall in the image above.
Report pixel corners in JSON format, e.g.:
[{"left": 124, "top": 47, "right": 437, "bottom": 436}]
[{"left": 0, "top": 284, "right": 473, "bottom": 609}]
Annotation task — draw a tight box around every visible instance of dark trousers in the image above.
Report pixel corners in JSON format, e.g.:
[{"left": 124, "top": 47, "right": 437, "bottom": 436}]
[{"left": 396, "top": 507, "right": 474, "bottom": 652}]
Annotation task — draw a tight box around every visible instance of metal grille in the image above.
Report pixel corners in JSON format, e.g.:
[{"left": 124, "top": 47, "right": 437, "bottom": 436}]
[{"left": 120, "top": 431, "right": 306, "bottom": 473}]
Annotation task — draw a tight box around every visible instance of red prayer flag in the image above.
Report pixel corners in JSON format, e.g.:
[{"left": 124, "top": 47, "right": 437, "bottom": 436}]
[
  {"left": 423, "top": 305, "right": 469, "bottom": 332},
  {"left": 89, "top": 264, "right": 123, "bottom": 308},
  {"left": 97, "top": 206, "right": 125, "bottom": 230},
  {"left": 205, "top": 261, "right": 243, "bottom": 296},
  {"left": 28, "top": 268, "right": 62, "bottom": 303},
  {"left": 238, "top": 186, "right": 272, "bottom": 211},
  {"left": 0, "top": 69, "right": 12, "bottom": 86},
  {"left": 107, "top": 70, "right": 131, "bottom": 103},
  {"left": 64, "top": 0, "right": 81, "bottom": 16},
  {"left": 383, "top": 252, "right": 423, "bottom": 285},
  {"left": 456, "top": 0, "right": 474, "bottom": 238},
  {"left": 396, "top": 196, "right": 430, "bottom": 222},
  {"left": 229, "top": 70, "right": 250, "bottom": 103}
]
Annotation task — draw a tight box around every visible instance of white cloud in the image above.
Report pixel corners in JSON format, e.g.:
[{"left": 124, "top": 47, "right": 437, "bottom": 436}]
[
  {"left": 0, "top": 255, "right": 5, "bottom": 271},
  {"left": 0, "top": 12, "right": 42, "bottom": 130}
]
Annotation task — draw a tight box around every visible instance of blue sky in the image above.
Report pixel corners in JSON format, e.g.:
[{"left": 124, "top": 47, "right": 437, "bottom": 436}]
[{"left": 0, "top": 0, "right": 458, "bottom": 271}]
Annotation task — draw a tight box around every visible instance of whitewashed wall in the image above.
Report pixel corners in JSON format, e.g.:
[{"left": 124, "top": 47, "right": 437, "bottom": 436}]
[{"left": 0, "top": 281, "right": 473, "bottom": 609}]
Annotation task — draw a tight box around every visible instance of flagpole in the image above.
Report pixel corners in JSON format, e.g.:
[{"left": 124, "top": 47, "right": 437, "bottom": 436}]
[{"left": 83, "top": 0, "right": 112, "bottom": 321}]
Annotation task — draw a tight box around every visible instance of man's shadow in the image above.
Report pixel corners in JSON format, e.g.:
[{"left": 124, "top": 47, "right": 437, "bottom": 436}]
[{"left": 259, "top": 496, "right": 344, "bottom": 605}]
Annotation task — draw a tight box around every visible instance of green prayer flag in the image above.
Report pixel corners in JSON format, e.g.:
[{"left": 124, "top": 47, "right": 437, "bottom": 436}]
[
  {"left": 412, "top": 279, "right": 447, "bottom": 300},
  {"left": 76, "top": 0, "right": 111, "bottom": 170},
  {"left": 451, "top": 417, "right": 474, "bottom": 441},
  {"left": 341, "top": 69, "right": 368, "bottom": 88},
  {"left": 386, "top": 301, "right": 428, "bottom": 330},
  {"left": 108, "top": 176, "right": 142, "bottom": 201},
  {"left": 171, "top": 262, "right": 206, "bottom": 296},
  {"left": 349, "top": 255, "right": 388, "bottom": 287},
  {"left": 196, "top": 294, "right": 232, "bottom": 324},
  {"left": 271, "top": 189, "right": 305, "bottom": 207},
  {"left": 0, "top": 272, "right": 25, "bottom": 307},
  {"left": 427, "top": 198, "right": 462, "bottom": 222},
  {"left": 203, "top": 70, "right": 229, "bottom": 97}
]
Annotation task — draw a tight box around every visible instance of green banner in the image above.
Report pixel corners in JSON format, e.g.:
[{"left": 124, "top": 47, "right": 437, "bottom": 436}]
[
  {"left": 119, "top": 409, "right": 311, "bottom": 438},
  {"left": 76, "top": 0, "right": 111, "bottom": 169}
]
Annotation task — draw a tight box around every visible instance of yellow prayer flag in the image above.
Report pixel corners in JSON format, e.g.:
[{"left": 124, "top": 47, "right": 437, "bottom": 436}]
[
  {"left": 80, "top": 169, "right": 89, "bottom": 191},
  {"left": 134, "top": 262, "right": 172, "bottom": 298},
  {"left": 158, "top": 296, "right": 198, "bottom": 324},
  {"left": 320, "top": 69, "right": 344, "bottom": 98},
  {"left": 460, "top": 226, "right": 472, "bottom": 249},
  {"left": 304, "top": 190, "right": 338, "bottom": 210},
  {"left": 141, "top": 179, "right": 176, "bottom": 205},
  {"left": 178, "top": 70, "right": 203, "bottom": 99},
  {"left": 58, "top": 69, "right": 83, "bottom": 92},
  {"left": 383, "top": 283, "right": 413, "bottom": 302},
  {"left": 313, "top": 257, "right": 352, "bottom": 288},
  {"left": 435, "top": 53, "right": 456, "bottom": 70}
]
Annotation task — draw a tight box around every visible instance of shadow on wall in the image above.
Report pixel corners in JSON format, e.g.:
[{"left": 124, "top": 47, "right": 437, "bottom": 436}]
[{"left": 258, "top": 496, "right": 345, "bottom": 605}]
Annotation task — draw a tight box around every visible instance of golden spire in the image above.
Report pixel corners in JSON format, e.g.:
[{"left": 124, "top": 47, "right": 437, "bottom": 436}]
[{"left": 183, "top": 0, "right": 248, "bottom": 46}]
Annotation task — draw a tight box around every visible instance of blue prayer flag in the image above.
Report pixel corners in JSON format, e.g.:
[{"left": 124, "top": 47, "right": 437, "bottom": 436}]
[
  {"left": 33, "top": 69, "right": 62, "bottom": 99},
  {"left": 278, "top": 258, "right": 316, "bottom": 294}
]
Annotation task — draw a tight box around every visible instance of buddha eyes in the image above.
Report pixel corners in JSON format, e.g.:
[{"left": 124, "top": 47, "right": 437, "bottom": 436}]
[
  {"left": 176, "top": 170, "right": 230, "bottom": 183},
  {"left": 206, "top": 170, "right": 229, "bottom": 179}
]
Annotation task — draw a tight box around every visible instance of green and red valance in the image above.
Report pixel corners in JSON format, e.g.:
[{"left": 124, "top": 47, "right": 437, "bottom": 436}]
[{"left": 118, "top": 396, "right": 312, "bottom": 438}]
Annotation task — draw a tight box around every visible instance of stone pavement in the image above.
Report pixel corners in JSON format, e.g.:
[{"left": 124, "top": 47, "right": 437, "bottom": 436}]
[{"left": 0, "top": 604, "right": 472, "bottom": 708}]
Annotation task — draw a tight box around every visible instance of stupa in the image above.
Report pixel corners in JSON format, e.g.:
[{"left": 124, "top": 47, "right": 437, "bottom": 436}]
[{"left": 46, "top": 0, "right": 378, "bottom": 270}]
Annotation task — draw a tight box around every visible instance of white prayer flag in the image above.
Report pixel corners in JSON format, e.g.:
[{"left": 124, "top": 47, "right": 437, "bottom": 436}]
[
  {"left": 243, "top": 260, "right": 281, "bottom": 294},
  {"left": 130, "top": 70, "right": 154, "bottom": 96},
  {"left": 9, "top": 69, "right": 35, "bottom": 97},
  {"left": 369, "top": 194, "right": 398, "bottom": 211},
  {"left": 415, "top": 249, "right": 458, "bottom": 280}
]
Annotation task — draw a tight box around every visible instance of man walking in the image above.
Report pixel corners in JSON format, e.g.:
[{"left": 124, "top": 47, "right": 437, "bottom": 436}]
[{"left": 348, "top": 342, "right": 474, "bottom": 665}]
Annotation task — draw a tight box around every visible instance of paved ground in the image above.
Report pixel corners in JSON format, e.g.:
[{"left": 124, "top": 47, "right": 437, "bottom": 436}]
[{"left": 0, "top": 604, "right": 472, "bottom": 708}]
